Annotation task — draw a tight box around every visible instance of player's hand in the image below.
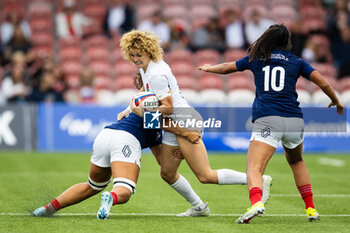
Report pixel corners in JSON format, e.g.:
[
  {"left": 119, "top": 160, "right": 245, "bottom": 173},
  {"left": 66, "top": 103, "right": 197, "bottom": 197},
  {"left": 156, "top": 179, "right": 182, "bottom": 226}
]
[
  {"left": 328, "top": 101, "right": 344, "bottom": 115},
  {"left": 173, "top": 148, "right": 184, "bottom": 160},
  {"left": 130, "top": 98, "right": 144, "bottom": 117},
  {"left": 117, "top": 108, "right": 131, "bottom": 121},
  {"left": 198, "top": 64, "right": 212, "bottom": 72},
  {"left": 182, "top": 131, "right": 201, "bottom": 144}
]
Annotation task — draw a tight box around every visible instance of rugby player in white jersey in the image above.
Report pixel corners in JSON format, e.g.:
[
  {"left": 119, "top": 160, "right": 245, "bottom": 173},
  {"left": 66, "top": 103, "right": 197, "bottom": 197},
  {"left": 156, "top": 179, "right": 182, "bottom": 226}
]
[
  {"left": 118, "top": 30, "right": 273, "bottom": 217},
  {"left": 33, "top": 91, "right": 201, "bottom": 219}
]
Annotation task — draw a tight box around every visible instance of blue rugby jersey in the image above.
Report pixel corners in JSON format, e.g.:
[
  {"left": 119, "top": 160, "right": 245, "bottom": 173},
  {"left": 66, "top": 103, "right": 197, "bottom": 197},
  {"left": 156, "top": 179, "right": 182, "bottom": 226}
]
[
  {"left": 235, "top": 49, "right": 315, "bottom": 122},
  {"left": 105, "top": 113, "right": 162, "bottom": 149}
]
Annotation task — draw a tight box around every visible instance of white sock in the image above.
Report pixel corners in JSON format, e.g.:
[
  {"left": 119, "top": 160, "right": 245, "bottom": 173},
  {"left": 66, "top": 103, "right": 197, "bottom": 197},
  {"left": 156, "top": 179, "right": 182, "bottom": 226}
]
[
  {"left": 217, "top": 169, "right": 247, "bottom": 185},
  {"left": 170, "top": 175, "right": 203, "bottom": 206}
]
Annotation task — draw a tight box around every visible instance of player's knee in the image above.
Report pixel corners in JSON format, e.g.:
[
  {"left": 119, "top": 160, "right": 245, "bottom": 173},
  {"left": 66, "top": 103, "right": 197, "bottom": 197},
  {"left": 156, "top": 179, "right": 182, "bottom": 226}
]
[
  {"left": 88, "top": 177, "right": 110, "bottom": 191},
  {"left": 160, "top": 170, "right": 176, "bottom": 184},
  {"left": 113, "top": 177, "right": 136, "bottom": 204},
  {"left": 196, "top": 173, "right": 215, "bottom": 184},
  {"left": 288, "top": 157, "right": 303, "bottom": 165}
]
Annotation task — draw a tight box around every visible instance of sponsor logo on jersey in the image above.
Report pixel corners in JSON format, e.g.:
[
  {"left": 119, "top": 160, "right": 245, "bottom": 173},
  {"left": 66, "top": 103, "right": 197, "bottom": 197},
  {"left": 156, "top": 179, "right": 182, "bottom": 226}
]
[{"left": 143, "top": 111, "right": 161, "bottom": 129}]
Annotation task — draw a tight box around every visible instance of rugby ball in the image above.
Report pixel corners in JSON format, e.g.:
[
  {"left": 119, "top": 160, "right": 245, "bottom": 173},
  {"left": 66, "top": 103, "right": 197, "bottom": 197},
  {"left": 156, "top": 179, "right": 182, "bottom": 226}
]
[{"left": 134, "top": 91, "right": 159, "bottom": 111}]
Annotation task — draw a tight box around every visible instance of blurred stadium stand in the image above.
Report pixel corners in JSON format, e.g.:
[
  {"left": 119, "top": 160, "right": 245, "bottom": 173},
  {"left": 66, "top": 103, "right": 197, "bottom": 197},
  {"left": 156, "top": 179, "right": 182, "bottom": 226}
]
[{"left": 0, "top": 0, "right": 349, "bottom": 106}]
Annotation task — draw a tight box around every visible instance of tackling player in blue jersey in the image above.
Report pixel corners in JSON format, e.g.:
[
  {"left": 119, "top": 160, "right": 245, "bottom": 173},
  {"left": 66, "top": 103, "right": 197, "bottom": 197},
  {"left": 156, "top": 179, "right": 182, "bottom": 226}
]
[
  {"left": 199, "top": 24, "right": 344, "bottom": 224},
  {"left": 33, "top": 109, "right": 200, "bottom": 219}
]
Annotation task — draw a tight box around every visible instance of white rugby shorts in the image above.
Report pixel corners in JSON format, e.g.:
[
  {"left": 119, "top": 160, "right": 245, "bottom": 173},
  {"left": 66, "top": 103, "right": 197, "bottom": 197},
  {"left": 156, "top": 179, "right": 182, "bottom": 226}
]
[
  {"left": 162, "top": 107, "right": 204, "bottom": 146},
  {"left": 91, "top": 129, "right": 142, "bottom": 168},
  {"left": 250, "top": 116, "right": 304, "bottom": 149}
]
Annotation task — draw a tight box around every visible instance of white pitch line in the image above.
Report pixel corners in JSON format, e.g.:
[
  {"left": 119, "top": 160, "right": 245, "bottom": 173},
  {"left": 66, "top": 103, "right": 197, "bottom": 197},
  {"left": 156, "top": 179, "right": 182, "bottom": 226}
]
[
  {"left": 1, "top": 213, "right": 350, "bottom": 217},
  {"left": 318, "top": 157, "right": 345, "bottom": 167},
  {"left": 271, "top": 194, "right": 350, "bottom": 198}
]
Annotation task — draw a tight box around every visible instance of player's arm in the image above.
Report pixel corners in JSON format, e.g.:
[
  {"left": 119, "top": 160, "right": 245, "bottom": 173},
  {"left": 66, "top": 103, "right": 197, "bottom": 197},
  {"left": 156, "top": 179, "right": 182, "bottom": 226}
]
[
  {"left": 198, "top": 61, "right": 238, "bottom": 74},
  {"left": 130, "top": 99, "right": 200, "bottom": 143},
  {"left": 309, "top": 70, "right": 344, "bottom": 115},
  {"left": 158, "top": 94, "right": 173, "bottom": 115},
  {"left": 162, "top": 117, "right": 201, "bottom": 144}
]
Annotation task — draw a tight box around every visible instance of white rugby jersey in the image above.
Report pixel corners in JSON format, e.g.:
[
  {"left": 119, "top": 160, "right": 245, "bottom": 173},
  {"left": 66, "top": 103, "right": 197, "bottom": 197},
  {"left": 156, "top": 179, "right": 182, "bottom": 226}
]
[{"left": 139, "top": 60, "right": 189, "bottom": 108}]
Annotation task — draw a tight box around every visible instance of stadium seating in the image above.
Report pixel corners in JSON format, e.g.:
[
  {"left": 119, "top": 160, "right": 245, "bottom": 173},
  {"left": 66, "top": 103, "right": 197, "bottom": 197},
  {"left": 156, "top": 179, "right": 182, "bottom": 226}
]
[
  {"left": 28, "top": 2, "right": 52, "bottom": 18},
  {"left": 199, "top": 89, "right": 227, "bottom": 104},
  {"left": 163, "top": 5, "right": 188, "bottom": 19},
  {"left": 113, "top": 75, "right": 135, "bottom": 90},
  {"left": 59, "top": 47, "right": 81, "bottom": 61},
  {"left": 194, "top": 49, "right": 220, "bottom": 66},
  {"left": 227, "top": 76, "right": 254, "bottom": 91},
  {"left": 84, "top": 35, "right": 109, "bottom": 48},
  {"left": 59, "top": 37, "right": 81, "bottom": 48},
  {"left": 89, "top": 61, "right": 111, "bottom": 76},
  {"left": 0, "top": 0, "right": 342, "bottom": 106},
  {"left": 93, "top": 75, "right": 111, "bottom": 89},
  {"left": 224, "top": 49, "right": 248, "bottom": 62},
  {"left": 29, "top": 18, "right": 53, "bottom": 33},
  {"left": 190, "top": 5, "right": 217, "bottom": 21},
  {"left": 96, "top": 89, "right": 116, "bottom": 106},
  {"left": 86, "top": 47, "right": 110, "bottom": 63},
  {"left": 113, "top": 61, "right": 136, "bottom": 77},
  {"left": 227, "top": 89, "right": 255, "bottom": 105},
  {"left": 180, "top": 89, "right": 201, "bottom": 104},
  {"left": 296, "top": 89, "right": 312, "bottom": 105},
  {"left": 113, "top": 89, "right": 138, "bottom": 105},
  {"left": 62, "top": 61, "right": 82, "bottom": 76},
  {"left": 176, "top": 75, "right": 198, "bottom": 90},
  {"left": 199, "top": 75, "right": 225, "bottom": 90},
  {"left": 65, "top": 74, "right": 80, "bottom": 89},
  {"left": 168, "top": 49, "right": 193, "bottom": 64},
  {"left": 171, "top": 62, "right": 196, "bottom": 76}
]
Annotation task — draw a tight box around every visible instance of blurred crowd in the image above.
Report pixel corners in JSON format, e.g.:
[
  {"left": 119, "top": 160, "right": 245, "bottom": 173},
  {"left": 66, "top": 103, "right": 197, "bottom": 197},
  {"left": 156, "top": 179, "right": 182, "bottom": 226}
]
[{"left": 0, "top": 0, "right": 350, "bottom": 105}]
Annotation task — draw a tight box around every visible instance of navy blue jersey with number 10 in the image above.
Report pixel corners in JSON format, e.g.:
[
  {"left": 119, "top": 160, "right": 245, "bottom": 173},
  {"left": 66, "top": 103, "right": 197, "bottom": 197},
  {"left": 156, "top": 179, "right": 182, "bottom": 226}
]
[{"left": 236, "top": 49, "right": 315, "bottom": 122}]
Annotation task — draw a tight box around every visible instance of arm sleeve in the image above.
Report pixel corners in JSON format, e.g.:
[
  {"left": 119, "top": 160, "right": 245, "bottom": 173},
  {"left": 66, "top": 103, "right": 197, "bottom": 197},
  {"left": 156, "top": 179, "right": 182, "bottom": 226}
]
[
  {"left": 235, "top": 55, "right": 250, "bottom": 71},
  {"left": 149, "top": 75, "right": 171, "bottom": 100},
  {"left": 299, "top": 59, "right": 315, "bottom": 79}
]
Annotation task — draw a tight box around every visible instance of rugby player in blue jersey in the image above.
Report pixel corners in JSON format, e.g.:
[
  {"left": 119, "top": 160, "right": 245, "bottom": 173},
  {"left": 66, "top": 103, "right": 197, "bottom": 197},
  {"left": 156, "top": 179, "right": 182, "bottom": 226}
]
[
  {"left": 199, "top": 24, "right": 344, "bottom": 223},
  {"left": 33, "top": 104, "right": 200, "bottom": 219}
]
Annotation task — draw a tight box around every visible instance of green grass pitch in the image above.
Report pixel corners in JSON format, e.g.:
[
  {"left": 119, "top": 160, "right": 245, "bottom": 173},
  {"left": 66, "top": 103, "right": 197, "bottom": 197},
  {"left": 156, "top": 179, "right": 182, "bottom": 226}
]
[{"left": 0, "top": 152, "right": 349, "bottom": 233}]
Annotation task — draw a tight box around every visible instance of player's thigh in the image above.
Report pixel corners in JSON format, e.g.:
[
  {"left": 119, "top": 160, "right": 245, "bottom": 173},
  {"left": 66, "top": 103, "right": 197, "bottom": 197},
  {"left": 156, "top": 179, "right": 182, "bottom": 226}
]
[
  {"left": 247, "top": 140, "right": 276, "bottom": 173},
  {"left": 281, "top": 117, "right": 304, "bottom": 150},
  {"left": 283, "top": 142, "right": 304, "bottom": 165},
  {"left": 159, "top": 143, "right": 182, "bottom": 176},
  {"left": 89, "top": 163, "right": 111, "bottom": 183},
  {"left": 177, "top": 136, "right": 213, "bottom": 176},
  {"left": 110, "top": 161, "right": 140, "bottom": 183}
]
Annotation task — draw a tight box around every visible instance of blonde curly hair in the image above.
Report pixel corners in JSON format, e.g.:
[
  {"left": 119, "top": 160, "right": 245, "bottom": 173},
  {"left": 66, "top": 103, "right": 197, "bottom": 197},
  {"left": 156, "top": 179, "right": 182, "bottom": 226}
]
[{"left": 120, "top": 30, "right": 163, "bottom": 63}]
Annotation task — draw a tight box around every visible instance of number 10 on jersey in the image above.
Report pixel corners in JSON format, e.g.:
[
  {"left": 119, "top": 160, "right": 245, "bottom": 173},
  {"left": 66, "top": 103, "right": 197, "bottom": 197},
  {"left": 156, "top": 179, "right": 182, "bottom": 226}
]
[{"left": 262, "top": 66, "right": 285, "bottom": 91}]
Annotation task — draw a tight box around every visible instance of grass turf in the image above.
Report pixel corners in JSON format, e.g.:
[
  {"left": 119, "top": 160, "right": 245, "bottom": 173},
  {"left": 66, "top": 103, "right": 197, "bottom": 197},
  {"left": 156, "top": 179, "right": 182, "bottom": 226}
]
[{"left": 0, "top": 152, "right": 349, "bottom": 233}]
